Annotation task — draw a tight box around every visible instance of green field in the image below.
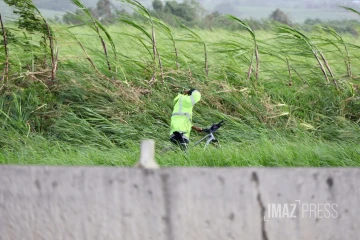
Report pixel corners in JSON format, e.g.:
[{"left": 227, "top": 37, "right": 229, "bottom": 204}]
[{"left": 1, "top": 1, "right": 360, "bottom": 166}]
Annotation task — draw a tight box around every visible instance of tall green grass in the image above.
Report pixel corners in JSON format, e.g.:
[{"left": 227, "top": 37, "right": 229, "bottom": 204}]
[
  {"left": 0, "top": 1, "right": 359, "bottom": 166},
  {"left": 1, "top": 135, "right": 359, "bottom": 166}
]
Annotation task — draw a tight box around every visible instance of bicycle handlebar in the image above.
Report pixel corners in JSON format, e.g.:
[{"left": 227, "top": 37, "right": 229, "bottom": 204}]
[{"left": 202, "top": 120, "right": 225, "bottom": 133}]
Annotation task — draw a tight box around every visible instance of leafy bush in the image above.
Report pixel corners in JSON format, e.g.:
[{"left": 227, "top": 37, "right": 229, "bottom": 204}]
[
  {"left": 303, "top": 18, "right": 360, "bottom": 36},
  {"left": 269, "top": 8, "right": 292, "bottom": 26}
]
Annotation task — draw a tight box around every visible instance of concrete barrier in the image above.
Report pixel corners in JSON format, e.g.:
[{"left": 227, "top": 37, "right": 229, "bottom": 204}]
[{"left": 0, "top": 166, "right": 359, "bottom": 240}]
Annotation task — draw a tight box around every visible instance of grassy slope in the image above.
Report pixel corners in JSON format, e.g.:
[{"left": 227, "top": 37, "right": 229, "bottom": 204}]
[{"left": 0, "top": 16, "right": 360, "bottom": 166}]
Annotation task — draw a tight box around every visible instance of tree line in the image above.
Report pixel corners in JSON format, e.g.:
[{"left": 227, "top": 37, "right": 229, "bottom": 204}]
[
  {"left": 59, "top": 0, "right": 360, "bottom": 36},
  {"left": 4, "top": 0, "right": 359, "bottom": 36}
]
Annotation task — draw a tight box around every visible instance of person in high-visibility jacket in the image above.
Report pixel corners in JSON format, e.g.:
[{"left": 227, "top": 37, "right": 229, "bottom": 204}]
[{"left": 169, "top": 88, "right": 202, "bottom": 148}]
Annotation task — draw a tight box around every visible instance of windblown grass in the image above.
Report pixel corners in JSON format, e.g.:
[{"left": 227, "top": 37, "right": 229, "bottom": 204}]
[
  {"left": 1, "top": 133, "right": 359, "bottom": 166},
  {"left": 1, "top": 1, "right": 360, "bottom": 166}
]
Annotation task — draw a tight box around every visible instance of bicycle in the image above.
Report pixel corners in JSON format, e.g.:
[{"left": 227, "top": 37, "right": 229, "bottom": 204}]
[
  {"left": 166, "top": 120, "right": 225, "bottom": 152},
  {"left": 192, "top": 120, "right": 224, "bottom": 149}
]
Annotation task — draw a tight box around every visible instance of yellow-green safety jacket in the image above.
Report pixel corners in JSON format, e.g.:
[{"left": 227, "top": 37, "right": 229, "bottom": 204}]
[{"left": 169, "top": 90, "right": 201, "bottom": 139}]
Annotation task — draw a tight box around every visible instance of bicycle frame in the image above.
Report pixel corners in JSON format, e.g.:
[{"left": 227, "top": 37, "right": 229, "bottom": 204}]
[
  {"left": 192, "top": 132, "right": 218, "bottom": 148},
  {"left": 191, "top": 120, "right": 224, "bottom": 149}
]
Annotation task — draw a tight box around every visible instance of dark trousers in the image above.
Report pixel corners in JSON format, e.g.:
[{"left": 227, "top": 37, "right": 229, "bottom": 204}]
[{"left": 169, "top": 131, "right": 189, "bottom": 150}]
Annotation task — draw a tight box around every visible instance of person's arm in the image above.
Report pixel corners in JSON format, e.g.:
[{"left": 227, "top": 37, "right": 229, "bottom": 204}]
[
  {"left": 192, "top": 125, "right": 202, "bottom": 132},
  {"left": 184, "top": 88, "right": 198, "bottom": 95}
]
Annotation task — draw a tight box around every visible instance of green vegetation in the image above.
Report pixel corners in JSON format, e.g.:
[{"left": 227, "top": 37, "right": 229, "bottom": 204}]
[{"left": 0, "top": 0, "right": 360, "bottom": 166}]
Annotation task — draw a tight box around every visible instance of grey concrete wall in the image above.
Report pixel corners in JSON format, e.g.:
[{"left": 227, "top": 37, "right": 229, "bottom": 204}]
[{"left": 0, "top": 166, "right": 359, "bottom": 240}]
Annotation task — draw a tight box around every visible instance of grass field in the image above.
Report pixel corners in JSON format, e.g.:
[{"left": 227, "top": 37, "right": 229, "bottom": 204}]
[{"left": 0, "top": 1, "right": 360, "bottom": 166}]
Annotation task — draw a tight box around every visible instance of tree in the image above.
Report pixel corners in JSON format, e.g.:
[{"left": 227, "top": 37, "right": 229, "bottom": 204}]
[
  {"left": 269, "top": 8, "right": 292, "bottom": 26},
  {"left": 152, "top": 0, "right": 163, "bottom": 12},
  {"left": 63, "top": 0, "right": 120, "bottom": 24},
  {"left": 202, "top": 11, "right": 221, "bottom": 29},
  {"left": 97, "top": 0, "right": 111, "bottom": 19},
  {"left": 63, "top": 8, "right": 98, "bottom": 25},
  {"left": 163, "top": 0, "right": 201, "bottom": 23}
]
